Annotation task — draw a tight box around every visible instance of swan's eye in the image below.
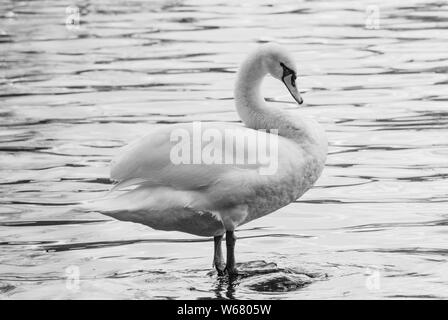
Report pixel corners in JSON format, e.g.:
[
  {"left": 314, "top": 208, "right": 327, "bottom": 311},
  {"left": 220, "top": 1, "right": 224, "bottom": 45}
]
[
  {"left": 291, "top": 73, "right": 297, "bottom": 86},
  {"left": 280, "top": 62, "right": 297, "bottom": 87},
  {"left": 280, "top": 62, "right": 296, "bottom": 78}
]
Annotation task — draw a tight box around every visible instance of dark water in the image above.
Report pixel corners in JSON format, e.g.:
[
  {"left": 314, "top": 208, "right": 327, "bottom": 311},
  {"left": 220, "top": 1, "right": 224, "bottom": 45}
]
[{"left": 1, "top": 0, "right": 448, "bottom": 299}]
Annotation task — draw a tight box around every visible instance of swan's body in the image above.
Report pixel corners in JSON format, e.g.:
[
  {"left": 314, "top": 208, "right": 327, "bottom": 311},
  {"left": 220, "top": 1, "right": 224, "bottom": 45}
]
[{"left": 89, "top": 44, "right": 327, "bottom": 274}]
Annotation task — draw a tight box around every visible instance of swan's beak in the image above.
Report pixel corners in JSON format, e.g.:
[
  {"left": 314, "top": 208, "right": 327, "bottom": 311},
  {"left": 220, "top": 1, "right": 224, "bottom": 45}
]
[{"left": 282, "top": 73, "right": 303, "bottom": 105}]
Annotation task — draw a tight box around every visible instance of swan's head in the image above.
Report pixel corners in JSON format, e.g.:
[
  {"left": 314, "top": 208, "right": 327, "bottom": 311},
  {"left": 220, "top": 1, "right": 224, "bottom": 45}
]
[{"left": 260, "top": 43, "right": 303, "bottom": 105}]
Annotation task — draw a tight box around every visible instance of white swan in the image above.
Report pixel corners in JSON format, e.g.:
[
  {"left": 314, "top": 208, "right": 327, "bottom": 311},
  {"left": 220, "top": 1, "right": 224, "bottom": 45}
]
[{"left": 88, "top": 44, "right": 327, "bottom": 275}]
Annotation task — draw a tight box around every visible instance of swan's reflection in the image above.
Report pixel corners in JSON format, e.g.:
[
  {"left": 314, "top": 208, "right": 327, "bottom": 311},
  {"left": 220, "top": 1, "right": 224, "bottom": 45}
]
[
  {"left": 213, "top": 274, "right": 238, "bottom": 299},
  {"left": 211, "top": 260, "right": 323, "bottom": 299}
]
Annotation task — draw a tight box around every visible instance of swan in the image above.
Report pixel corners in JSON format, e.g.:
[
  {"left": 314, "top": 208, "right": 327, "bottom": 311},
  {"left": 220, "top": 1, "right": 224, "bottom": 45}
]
[{"left": 86, "top": 43, "right": 327, "bottom": 275}]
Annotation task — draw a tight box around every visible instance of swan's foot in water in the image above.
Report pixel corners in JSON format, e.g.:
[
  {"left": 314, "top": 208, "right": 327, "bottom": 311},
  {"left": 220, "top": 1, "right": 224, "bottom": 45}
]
[
  {"left": 213, "top": 235, "right": 226, "bottom": 276},
  {"left": 225, "top": 231, "right": 238, "bottom": 275}
]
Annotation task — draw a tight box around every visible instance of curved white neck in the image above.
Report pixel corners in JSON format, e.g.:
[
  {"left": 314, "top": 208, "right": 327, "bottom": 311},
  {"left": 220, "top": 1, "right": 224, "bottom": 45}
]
[
  {"left": 233, "top": 53, "right": 307, "bottom": 143},
  {"left": 234, "top": 54, "right": 268, "bottom": 127}
]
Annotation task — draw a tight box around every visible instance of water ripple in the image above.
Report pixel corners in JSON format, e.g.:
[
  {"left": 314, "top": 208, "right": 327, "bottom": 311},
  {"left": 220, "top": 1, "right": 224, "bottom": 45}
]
[{"left": 1, "top": 0, "right": 448, "bottom": 299}]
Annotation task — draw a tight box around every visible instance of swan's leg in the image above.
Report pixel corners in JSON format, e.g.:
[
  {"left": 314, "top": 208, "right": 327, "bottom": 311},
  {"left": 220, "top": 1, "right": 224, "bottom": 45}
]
[
  {"left": 220, "top": 206, "right": 246, "bottom": 275},
  {"left": 225, "top": 231, "right": 238, "bottom": 275},
  {"left": 213, "top": 235, "right": 225, "bottom": 275}
]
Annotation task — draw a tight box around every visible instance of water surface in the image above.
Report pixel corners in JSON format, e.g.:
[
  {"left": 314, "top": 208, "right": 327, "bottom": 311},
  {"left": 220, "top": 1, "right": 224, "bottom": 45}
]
[{"left": 1, "top": 0, "right": 448, "bottom": 299}]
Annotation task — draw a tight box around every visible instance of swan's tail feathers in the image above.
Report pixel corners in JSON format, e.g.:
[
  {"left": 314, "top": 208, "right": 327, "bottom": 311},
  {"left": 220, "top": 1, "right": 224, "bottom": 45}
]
[
  {"left": 73, "top": 185, "right": 207, "bottom": 222},
  {"left": 70, "top": 178, "right": 151, "bottom": 215},
  {"left": 70, "top": 198, "right": 102, "bottom": 214},
  {"left": 73, "top": 186, "right": 152, "bottom": 215},
  {"left": 75, "top": 197, "right": 119, "bottom": 214},
  {"left": 108, "top": 178, "right": 148, "bottom": 193}
]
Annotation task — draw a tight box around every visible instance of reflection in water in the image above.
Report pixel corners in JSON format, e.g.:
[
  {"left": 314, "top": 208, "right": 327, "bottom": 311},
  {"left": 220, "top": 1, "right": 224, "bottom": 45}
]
[
  {"left": 213, "top": 276, "right": 237, "bottom": 300},
  {"left": 209, "top": 260, "right": 325, "bottom": 299},
  {"left": 1, "top": 0, "right": 448, "bottom": 299}
]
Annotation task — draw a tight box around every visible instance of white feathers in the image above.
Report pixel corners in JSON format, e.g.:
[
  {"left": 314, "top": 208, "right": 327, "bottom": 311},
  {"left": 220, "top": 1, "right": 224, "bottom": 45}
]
[{"left": 85, "top": 44, "right": 327, "bottom": 237}]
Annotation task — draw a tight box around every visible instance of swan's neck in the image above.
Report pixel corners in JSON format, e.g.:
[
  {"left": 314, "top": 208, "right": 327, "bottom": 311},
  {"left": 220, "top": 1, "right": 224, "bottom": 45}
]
[{"left": 234, "top": 54, "right": 309, "bottom": 144}]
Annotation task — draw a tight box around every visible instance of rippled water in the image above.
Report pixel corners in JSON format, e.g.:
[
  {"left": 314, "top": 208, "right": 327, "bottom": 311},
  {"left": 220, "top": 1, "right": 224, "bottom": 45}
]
[{"left": 1, "top": 0, "right": 448, "bottom": 299}]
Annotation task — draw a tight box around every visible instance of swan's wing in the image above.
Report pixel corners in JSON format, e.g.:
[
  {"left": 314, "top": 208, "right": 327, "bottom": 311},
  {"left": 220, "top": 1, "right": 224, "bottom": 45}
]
[
  {"left": 110, "top": 123, "right": 277, "bottom": 193},
  {"left": 84, "top": 122, "right": 308, "bottom": 235}
]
